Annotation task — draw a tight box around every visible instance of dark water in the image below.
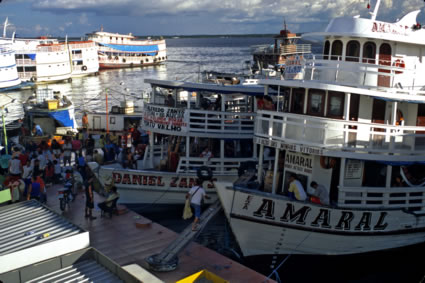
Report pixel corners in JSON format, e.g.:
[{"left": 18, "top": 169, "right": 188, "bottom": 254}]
[{"left": 4, "top": 36, "right": 425, "bottom": 282}]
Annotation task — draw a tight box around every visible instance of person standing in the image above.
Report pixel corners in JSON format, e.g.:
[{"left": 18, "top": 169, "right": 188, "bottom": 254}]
[
  {"left": 288, "top": 174, "right": 307, "bottom": 201},
  {"left": 82, "top": 113, "right": 89, "bottom": 130},
  {"left": 186, "top": 179, "right": 210, "bottom": 231},
  {"left": 309, "top": 181, "right": 330, "bottom": 205},
  {"left": 8, "top": 155, "right": 22, "bottom": 178},
  {"left": 84, "top": 176, "right": 96, "bottom": 220},
  {"left": 63, "top": 139, "right": 72, "bottom": 167}
]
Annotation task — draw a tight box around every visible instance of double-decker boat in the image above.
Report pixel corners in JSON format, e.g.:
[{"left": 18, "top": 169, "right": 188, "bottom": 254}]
[
  {"left": 89, "top": 78, "right": 274, "bottom": 206},
  {"left": 215, "top": 0, "right": 425, "bottom": 258},
  {"left": 87, "top": 28, "right": 166, "bottom": 69},
  {"left": 0, "top": 42, "right": 21, "bottom": 90}
]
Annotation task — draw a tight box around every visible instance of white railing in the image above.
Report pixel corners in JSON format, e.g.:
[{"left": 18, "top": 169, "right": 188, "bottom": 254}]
[
  {"left": 177, "top": 157, "right": 255, "bottom": 175},
  {"left": 294, "top": 54, "right": 425, "bottom": 95},
  {"left": 187, "top": 109, "right": 255, "bottom": 135},
  {"left": 338, "top": 186, "right": 425, "bottom": 211},
  {"left": 253, "top": 44, "right": 311, "bottom": 56},
  {"left": 255, "top": 111, "right": 425, "bottom": 158},
  {"left": 18, "top": 72, "right": 36, "bottom": 80},
  {"left": 16, "top": 59, "right": 35, "bottom": 65},
  {"left": 72, "top": 54, "right": 83, "bottom": 60}
]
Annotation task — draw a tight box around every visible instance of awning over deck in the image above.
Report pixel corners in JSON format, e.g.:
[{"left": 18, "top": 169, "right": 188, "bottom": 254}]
[{"left": 99, "top": 43, "right": 159, "bottom": 53}]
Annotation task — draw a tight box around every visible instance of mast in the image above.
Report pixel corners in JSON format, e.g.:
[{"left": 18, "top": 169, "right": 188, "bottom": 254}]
[
  {"left": 3, "top": 17, "right": 9, "bottom": 38},
  {"left": 370, "top": 0, "right": 381, "bottom": 21}
]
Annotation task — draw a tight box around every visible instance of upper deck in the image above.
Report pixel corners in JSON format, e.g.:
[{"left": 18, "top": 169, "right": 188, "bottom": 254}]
[{"left": 142, "top": 79, "right": 259, "bottom": 139}]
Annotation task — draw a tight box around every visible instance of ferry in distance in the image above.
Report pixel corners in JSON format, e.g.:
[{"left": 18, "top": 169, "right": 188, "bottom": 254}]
[{"left": 87, "top": 28, "right": 167, "bottom": 69}]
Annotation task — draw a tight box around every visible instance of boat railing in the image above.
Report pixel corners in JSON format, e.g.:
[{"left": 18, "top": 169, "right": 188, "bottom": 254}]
[
  {"left": 18, "top": 72, "right": 36, "bottom": 80},
  {"left": 252, "top": 44, "right": 311, "bottom": 56},
  {"left": 16, "top": 59, "right": 35, "bottom": 65},
  {"left": 337, "top": 185, "right": 425, "bottom": 211},
  {"left": 37, "top": 45, "right": 68, "bottom": 53},
  {"left": 295, "top": 54, "right": 425, "bottom": 95},
  {"left": 177, "top": 157, "right": 255, "bottom": 175},
  {"left": 187, "top": 109, "right": 255, "bottom": 135},
  {"left": 255, "top": 111, "right": 425, "bottom": 159},
  {"left": 143, "top": 103, "right": 255, "bottom": 136},
  {"left": 72, "top": 54, "right": 83, "bottom": 60}
]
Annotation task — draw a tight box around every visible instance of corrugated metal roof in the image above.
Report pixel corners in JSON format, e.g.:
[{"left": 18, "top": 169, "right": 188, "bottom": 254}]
[
  {"left": 26, "top": 259, "right": 124, "bottom": 283},
  {"left": 0, "top": 200, "right": 85, "bottom": 255}
]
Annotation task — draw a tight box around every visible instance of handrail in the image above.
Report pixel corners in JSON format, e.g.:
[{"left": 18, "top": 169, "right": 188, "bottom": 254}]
[
  {"left": 255, "top": 111, "right": 425, "bottom": 157},
  {"left": 289, "top": 53, "right": 425, "bottom": 95},
  {"left": 337, "top": 185, "right": 425, "bottom": 210},
  {"left": 177, "top": 156, "right": 256, "bottom": 174}
]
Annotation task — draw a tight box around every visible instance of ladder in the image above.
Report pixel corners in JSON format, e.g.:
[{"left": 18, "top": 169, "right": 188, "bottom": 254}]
[{"left": 145, "top": 199, "right": 222, "bottom": 272}]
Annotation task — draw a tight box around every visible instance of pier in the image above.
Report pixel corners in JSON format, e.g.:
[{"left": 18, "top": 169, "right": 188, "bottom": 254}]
[{"left": 45, "top": 185, "right": 273, "bottom": 282}]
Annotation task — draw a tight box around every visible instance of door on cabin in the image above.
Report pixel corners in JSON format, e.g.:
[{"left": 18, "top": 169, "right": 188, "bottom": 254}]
[
  {"left": 416, "top": 104, "right": 425, "bottom": 147},
  {"left": 372, "top": 99, "right": 386, "bottom": 146},
  {"left": 378, "top": 43, "right": 391, "bottom": 87}
]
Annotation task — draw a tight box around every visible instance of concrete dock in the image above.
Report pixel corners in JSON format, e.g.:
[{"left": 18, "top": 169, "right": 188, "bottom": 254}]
[{"left": 45, "top": 185, "right": 274, "bottom": 282}]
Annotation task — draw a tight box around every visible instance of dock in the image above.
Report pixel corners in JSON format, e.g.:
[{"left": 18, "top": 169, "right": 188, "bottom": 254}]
[{"left": 45, "top": 185, "right": 274, "bottom": 282}]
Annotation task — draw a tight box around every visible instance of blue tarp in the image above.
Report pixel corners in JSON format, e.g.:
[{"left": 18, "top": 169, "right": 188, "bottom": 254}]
[
  {"left": 99, "top": 43, "right": 159, "bottom": 53},
  {"left": 47, "top": 110, "right": 74, "bottom": 128},
  {"left": 28, "top": 54, "right": 36, "bottom": 60}
]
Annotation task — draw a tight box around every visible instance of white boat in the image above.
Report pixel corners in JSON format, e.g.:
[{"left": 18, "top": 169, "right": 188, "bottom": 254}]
[
  {"left": 67, "top": 40, "right": 99, "bottom": 77},
  {"left": 215, "top": 0, "right": 425, "bottom": 258},
  {"left": 0, "top": 42, "right": 21, "bottom": 90},
  {"left": 89, "top": 78, "right": 268, "bottom": 205},
  {"left": 87, "top": 28, "right": 167, "bottom": 69}
]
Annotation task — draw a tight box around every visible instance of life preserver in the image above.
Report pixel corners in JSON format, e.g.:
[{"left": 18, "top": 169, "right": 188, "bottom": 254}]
[
  {"left": 197, "top": 166, "right": 213, "bottom": 181},
  {"left": 114, "top": 56, "right": 119, "bottom": 60},
  {"left": 82, "top": 65, "right": 87, "bottom": 71},
  {"left": 140, "top": 60, "right": 144, "bottom": 65},
  {"left": 145, "top": 58, "right": 149, "bottom": 62},
  {"left": 30, "top": 76, "right": 37, "bottom": 82},
  {"left": 320, "top": 156, "right": 337, "bottom": 169},
  {"left": 122, "top": 58, "right": 126, "bottom": 63},
  {"left": 393, "top": 59, "right": 405, "bottom": 74}
]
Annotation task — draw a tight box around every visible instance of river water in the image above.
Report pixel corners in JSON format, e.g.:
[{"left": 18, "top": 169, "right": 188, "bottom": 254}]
[{"left": 4, "top": 37, "right": 425, "bottom": 282}]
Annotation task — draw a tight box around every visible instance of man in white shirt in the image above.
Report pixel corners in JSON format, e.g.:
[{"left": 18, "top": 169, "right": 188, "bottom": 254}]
[{"left": 186, "top": 179, "right": 210, "bottom": 231}]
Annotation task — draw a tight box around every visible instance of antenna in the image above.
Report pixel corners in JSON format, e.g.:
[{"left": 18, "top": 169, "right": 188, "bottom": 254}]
[
  {"left": 370, "top": 0, "right": 381, "bottom": 21},
  {"left": 3, "top": 17, "right": 9, "bottom": 38},
  {"left": 283, "top": 18, "right": 287, "bottom": 31}
]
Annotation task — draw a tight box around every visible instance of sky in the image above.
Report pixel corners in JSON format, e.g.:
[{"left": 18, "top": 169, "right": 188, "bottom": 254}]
[{"left": 0, "top": 0, "right": 425, "bottom": 37}]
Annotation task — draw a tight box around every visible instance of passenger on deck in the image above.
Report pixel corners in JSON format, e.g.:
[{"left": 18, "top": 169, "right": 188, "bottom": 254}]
[
  {"left": 309, "top": 181, "right": 330, "bottom": 205},
  {"left": 166, "top": 94, "right": 175, "bottom": 107},
  {"left": 288, "top": 174, "right": 307, "bottom": 201},
  {"left": 263, "top": 96, "right": 276, "bottom": 111},
  {"left": 200, "top": 146, "right": 213, "bottom": 161},
  {"left": 33, "top": 124, "right": 44, "bottom": 136}
]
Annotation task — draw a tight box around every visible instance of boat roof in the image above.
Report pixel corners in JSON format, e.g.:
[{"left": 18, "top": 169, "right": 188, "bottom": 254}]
[
  {"left": 145, "top": 78, "right": 274, "bottom": 96},
  {"left": 303, "top": 10, "right": 425, "bottom": 45}
]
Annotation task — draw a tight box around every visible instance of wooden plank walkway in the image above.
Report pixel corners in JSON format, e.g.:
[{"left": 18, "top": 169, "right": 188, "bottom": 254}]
[{"left": 45, "top": 185, "right": 274, "bottom": 283}]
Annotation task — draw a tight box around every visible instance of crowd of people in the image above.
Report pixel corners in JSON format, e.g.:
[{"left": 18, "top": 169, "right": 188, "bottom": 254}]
[{"left": 0, "top": 123, "right": 147, "bottom": 217}]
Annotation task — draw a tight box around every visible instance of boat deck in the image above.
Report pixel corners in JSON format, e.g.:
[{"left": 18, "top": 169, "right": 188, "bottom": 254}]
[{"left": 45, "top": 185, "right": 273, "bottom": 282}]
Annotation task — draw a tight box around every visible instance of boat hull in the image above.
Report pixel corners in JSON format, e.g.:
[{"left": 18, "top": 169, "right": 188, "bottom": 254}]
[
  {"left": 94, "top": 165, "right": 238, "bottom": 205},
  {"left": 215, "top": 182, "right": 425, "bottom": 256}
]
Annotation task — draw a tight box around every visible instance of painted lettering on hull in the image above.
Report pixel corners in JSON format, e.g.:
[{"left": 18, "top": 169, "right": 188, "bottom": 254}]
[
  {"left": 251, "top": 198, "right": 389, "bottom": 232},
  {"left": 112, "top": 172, "right": 216, "bottom": 189}
]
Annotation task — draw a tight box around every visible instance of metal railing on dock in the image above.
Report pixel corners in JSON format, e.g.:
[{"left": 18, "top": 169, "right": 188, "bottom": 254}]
[{"left": 145, "top": 199, "right": 222, "bottom": 272}]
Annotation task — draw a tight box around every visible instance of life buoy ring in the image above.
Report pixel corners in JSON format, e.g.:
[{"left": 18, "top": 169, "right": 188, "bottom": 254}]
[
  {"left": 122, "top": 58, "right": 126, "bottom": 63},
  {"left": 393, "top": 59, "right": 405, "bottom": 74},
  {"left": 114, "top": 56, "right": 119, "bottom": 60},
  {"left": 145, "top": 58, "right": 149, "bottom": 62},
  {"left": 140, "top": 60, "right": 144, "bottom": 65},
  {"left": 82, "top": 65, "right": 87, "bottom": 71},
  {"left": 197, "top": 166, "right": 213, "bottom": 181},
  {"left": 320, "top": 156, "right": 337, "bottom": 169},
  {"left": 30, "top": 76, "right": 37, "bottom": 82}
]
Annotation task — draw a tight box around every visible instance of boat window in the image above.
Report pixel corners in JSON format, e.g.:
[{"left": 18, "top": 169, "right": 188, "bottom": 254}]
[
  {"left": 331, "top": 40, "right": 343, "bottom": 61},
  {"left": 345, "top": 40, "right": 360, "bottom": 62},
  {"left": 327, "top": 91, "right": 345, "bottom": 119},
  {"left": 291, "top": 88, "right": 305, "bottom": 114},
  {"left": 323, "top": 40, "right": 330, "bottom": 60},
  {"left": 307, "top": 89, "right": 325, "bottom": 116},
  {"left": 362, "top": 42, "right": 376, "bottom": 64}
]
